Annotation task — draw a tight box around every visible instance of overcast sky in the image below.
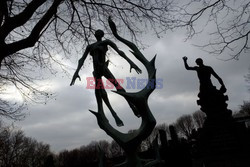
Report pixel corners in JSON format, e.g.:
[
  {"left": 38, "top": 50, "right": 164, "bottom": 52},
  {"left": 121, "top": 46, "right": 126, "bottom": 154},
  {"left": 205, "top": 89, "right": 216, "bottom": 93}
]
[{"left": 8, "top": 23, "right": 250, "bottom": 153}]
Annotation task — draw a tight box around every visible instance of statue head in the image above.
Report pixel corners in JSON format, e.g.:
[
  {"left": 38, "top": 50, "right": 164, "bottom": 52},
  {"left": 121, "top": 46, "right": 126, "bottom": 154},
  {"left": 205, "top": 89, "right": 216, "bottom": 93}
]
[
  {"left": 95, "top": 29, "right": 104, "bottom": 40},
  {"left": 196, "top": 58, "right": 203, "bottom": 66}
]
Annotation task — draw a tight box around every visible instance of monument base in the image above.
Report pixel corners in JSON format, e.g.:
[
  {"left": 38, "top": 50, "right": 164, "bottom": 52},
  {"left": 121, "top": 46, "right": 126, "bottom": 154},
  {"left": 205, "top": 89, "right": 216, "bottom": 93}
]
[{"left": 194, "top": 117, "right": 250, "bottom": 167}]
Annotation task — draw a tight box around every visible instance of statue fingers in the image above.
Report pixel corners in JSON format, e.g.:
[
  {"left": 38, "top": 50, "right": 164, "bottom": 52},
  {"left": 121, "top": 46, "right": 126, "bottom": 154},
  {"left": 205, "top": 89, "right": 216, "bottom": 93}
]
[{"left": 136, "top": 68, "right": 142, "bottom": 74}]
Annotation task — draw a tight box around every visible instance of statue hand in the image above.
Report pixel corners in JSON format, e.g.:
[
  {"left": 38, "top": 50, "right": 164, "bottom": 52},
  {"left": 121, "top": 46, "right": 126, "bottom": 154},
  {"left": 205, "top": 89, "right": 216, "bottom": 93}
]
[
  {"left": 130, "top": 63, "right": 142, "bottom": 74},
  {"left": 182, "top": 56, "right": 188, "bottom": 61},
  {"left": 70, "top": 73, "right": 81, "bottom": 86}
]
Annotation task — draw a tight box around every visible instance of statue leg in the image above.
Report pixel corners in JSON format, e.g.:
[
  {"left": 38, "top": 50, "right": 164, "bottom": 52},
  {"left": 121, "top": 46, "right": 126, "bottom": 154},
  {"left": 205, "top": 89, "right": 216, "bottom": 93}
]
[
  {"left": 94, "top": 73, "right": 124, "bottom": 127},
  {"left": 94, "top": 83, "right": 104, "bottom": 115},
  {"left": 100, "top": 88, "right": 124, "bottom": 127},
  {"left": 104, "top": 67, "right": 140, "bottom": 117}
]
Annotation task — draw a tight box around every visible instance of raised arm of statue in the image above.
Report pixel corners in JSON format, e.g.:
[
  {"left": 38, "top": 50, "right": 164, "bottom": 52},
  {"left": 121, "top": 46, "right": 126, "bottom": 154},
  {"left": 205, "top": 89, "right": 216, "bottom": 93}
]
[{"left": 182, "top": 56, "right": 196, "bottom": 71}]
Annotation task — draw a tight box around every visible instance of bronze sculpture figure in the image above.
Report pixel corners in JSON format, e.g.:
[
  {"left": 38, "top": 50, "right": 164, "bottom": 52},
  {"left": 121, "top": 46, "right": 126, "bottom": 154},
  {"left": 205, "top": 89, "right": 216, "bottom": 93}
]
[
  {"left": 71, "top": 17, "right": 158, "bottom": 166},
  {"left": 70, "top": 29, "right": 142, "bottom": 127}
]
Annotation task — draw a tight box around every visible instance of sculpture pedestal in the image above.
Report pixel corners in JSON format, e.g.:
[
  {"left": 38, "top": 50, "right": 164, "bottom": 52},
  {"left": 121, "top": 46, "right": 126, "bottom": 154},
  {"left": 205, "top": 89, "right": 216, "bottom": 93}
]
[
  {"left": 194, "top": 87, "right": 250, "bottom": 166},
  {"left": 196, "top": 118, "right": 250, "bottom": 167}
]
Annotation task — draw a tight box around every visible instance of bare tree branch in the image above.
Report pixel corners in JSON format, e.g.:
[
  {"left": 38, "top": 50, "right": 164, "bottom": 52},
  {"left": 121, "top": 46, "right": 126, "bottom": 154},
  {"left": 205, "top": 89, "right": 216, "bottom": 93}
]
[
  {"left": 0, "top": 0, "right": 47, "bottom": 40},
  {"left": 0, "top": 0, "right": 175, "bottom": 120},
  {"left": 3, "top": 0, "right": 63, "bottom": 59},
  {"left": 175, "top": 114, "right": 195, "bottom": 139},
  {"left": 174, "top": 0, "right": 250, "bottom": 59}
]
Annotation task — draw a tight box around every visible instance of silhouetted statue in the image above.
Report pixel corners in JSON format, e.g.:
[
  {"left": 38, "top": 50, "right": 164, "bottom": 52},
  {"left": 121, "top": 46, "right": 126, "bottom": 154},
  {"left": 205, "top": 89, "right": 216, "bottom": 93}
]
[
  {"left": 182, "top": 56, "right": 226, "bottom": 92},
  {"left": 70, "top": 17, "right": 157, "bottom": 166},
  {"left": 183, "top": 58, "right": 250, "bottom": 167},
  {"left": 182, "top": 57, "right": 231, "bottom": 119},
  {"left": 70, "top": 29, "right": 142, "bottom": 126}
]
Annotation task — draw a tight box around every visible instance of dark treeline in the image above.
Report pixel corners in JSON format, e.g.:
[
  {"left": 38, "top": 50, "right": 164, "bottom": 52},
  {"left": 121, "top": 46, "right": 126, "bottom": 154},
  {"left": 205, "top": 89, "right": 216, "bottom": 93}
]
[
  {"left": 53, "top": 111, "right": 205, "bottom": 167},
  {"left": 0, "top": 122, "right": 52, "bottom": 167},
  {"left": 0, "top": 101, "right": 249, "bottom": 167}
]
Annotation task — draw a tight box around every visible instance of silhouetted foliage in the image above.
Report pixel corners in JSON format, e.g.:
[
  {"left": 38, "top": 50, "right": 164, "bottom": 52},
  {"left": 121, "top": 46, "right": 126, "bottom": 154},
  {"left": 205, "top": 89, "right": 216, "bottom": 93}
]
[
  {"left": 233, "top": 101, "right": 250, "bottom": 117},
  {"left": 175, "top": 114, "right": 195, "bottom": 139},
  {"left": 57, "top": 140, "right": 115, "bottom": 167},
  {"left": 192, "top": 110, "right": 206, "bottom": 129},
  {"left": 55, "top": 125, "right": 171, "bottom": 166},
  {"left": 0, "top": 122, "right": 52, "bottom": 167},
  {"left": 239, "top": 101, "right": 250, "bottom": 116}
]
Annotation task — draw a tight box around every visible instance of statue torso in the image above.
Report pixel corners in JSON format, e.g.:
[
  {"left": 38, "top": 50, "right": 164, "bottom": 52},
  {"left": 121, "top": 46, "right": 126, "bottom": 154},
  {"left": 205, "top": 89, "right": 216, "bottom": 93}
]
[
  {"left": 196, "top": 66, "right": 213, "bottom": 88},
  {"left": 89, "top": 41, "right": 109, "bottom": 75}
]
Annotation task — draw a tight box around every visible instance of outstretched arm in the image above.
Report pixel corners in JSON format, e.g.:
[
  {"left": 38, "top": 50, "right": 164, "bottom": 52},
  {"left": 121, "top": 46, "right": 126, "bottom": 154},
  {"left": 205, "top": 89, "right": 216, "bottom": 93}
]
[
  {"left": 107, "top": 40, "right": 142, "bottom": 74},
  {"left": 182, "top": 56, "right": 196, "bottom": 70},
  {"left": 70, "top": 46, "right": 90, "bottom": 86}
]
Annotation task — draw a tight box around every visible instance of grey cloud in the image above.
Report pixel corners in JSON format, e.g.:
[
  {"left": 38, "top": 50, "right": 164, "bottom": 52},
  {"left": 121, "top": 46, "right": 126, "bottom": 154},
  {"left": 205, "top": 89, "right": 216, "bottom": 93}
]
[{"left": 12, "top": 28, "right": 250, "bottom": 152}]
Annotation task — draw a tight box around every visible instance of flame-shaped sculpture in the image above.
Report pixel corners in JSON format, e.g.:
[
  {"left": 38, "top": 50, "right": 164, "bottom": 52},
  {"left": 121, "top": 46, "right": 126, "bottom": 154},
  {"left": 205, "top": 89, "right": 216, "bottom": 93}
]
[{"left": 90, "top": 17, "right": 157, "bottom": 167}]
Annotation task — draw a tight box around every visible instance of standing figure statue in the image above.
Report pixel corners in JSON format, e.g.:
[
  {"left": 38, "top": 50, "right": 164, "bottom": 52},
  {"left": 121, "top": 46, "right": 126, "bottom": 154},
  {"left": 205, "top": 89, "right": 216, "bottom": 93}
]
[
  {"left": 182, "top": 56, "right": 231, "bottom": 118},
  {"left": 182, "top": 56, "right": 226, "bottom": 92},
  {"left": 70, "top": 29, "right": 142, "bottom": 127}
]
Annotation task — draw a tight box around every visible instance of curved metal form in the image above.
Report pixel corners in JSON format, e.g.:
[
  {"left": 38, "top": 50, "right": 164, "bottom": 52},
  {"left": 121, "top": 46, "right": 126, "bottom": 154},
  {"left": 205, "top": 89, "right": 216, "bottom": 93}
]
[{"left": 90, "top": 17, "right": 157, "bottom": 167}]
